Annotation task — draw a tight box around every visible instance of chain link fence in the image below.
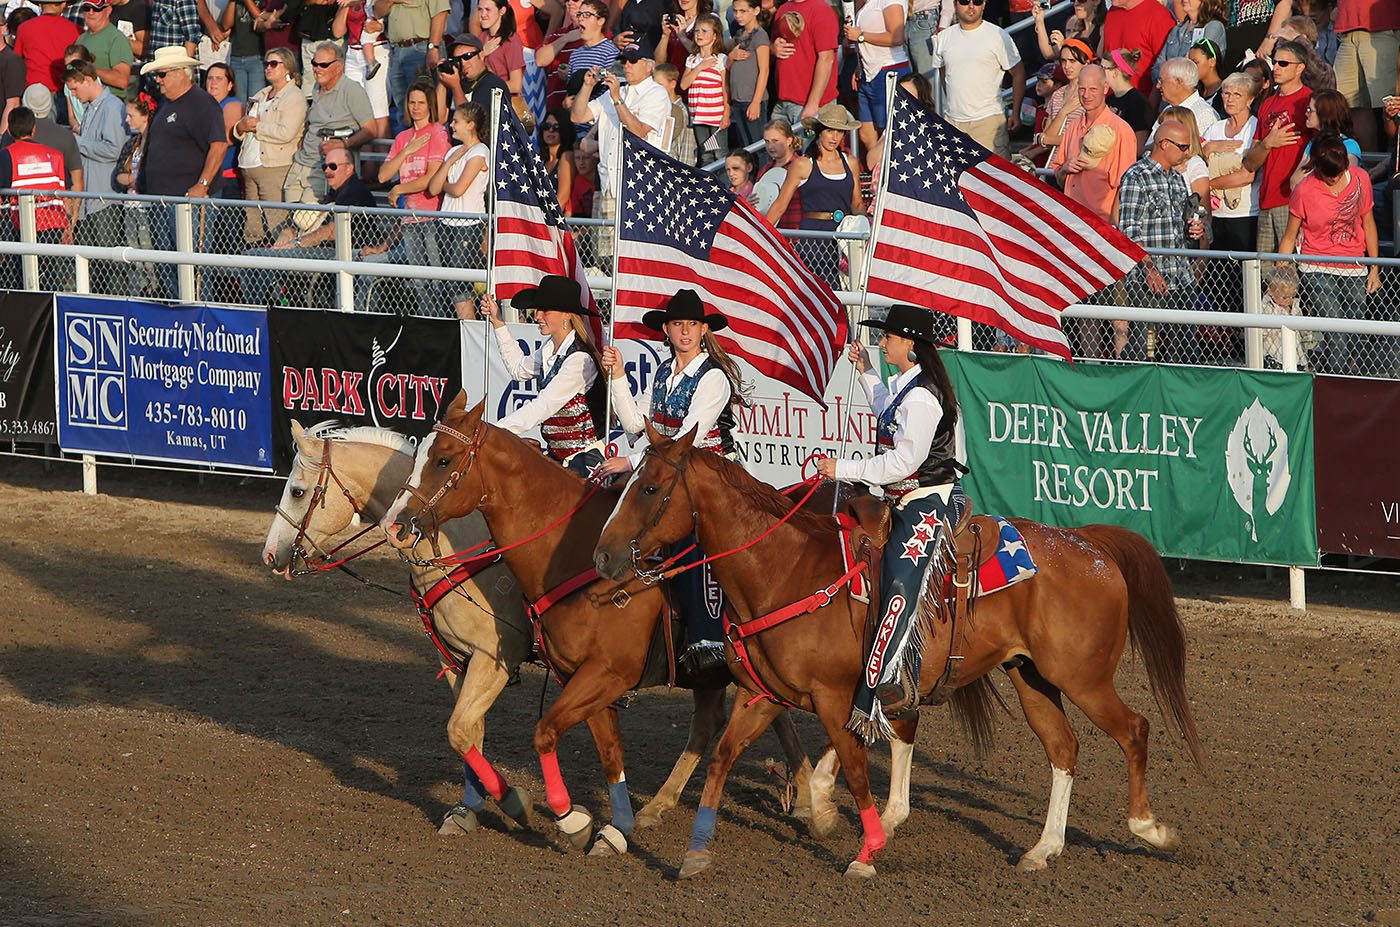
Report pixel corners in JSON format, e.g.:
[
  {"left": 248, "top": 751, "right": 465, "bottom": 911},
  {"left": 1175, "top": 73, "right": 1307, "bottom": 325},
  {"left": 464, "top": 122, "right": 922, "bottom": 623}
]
[{"left": 7, "top": 190, "right": 1400, "bottom": 378}]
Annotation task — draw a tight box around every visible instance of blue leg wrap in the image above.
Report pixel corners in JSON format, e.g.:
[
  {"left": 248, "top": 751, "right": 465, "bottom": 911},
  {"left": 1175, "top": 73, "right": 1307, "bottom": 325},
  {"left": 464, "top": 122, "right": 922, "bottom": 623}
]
[
  {"left": 687, "top": 805, "right": 718, "bottom": 853},
  {"left": 608, "top": 780, "right": 636, "bottom": 836},
  {"left": 460, "top": 762, "right": 486, "bottom": 811}
]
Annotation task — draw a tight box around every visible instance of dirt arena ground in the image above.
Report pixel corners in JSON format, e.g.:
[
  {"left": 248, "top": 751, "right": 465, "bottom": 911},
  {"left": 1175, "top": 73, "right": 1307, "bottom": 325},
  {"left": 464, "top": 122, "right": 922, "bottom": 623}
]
[{"left": 0, "top": 459, "right": 1397, "bottom": 927}]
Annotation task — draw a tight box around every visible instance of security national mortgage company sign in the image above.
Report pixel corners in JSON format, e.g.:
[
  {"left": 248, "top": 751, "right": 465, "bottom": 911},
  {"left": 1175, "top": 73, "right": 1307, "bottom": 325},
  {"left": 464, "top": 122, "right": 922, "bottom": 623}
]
[
  {"left": 943, "top": 353, "right": 1317, "bottom": 566},
  {"left": 55, "top": 295, "right": 273, "bottom": 470}
]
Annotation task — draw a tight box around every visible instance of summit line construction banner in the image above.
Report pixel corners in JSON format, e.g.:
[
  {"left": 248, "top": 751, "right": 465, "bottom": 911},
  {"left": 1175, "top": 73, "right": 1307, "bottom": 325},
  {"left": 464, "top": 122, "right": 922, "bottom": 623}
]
[{"left": 943, "top": 353, "right": 1317, "bottom": 566}]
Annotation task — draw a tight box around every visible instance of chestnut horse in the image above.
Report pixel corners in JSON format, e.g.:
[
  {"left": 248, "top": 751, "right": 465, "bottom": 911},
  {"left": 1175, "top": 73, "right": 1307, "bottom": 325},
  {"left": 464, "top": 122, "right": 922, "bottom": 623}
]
[
  {"left": 379, "top": 393, "right": 816, "bottom": 858},
  {"left": 593, "top": 426, "right": 1206, "bottom": 880}
]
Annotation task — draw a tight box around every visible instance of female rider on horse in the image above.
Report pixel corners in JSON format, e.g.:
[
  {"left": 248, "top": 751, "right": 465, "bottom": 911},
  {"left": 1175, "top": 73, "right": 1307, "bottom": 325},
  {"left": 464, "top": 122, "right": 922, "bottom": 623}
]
[
  {"left": 814, "top": 304, "right": 967, "bottom": 742},
  {"left": 598, "top": 289, "right": 750, "bottom": 676},
  {"left": 480, "top": 274, "right": 608, "bottom": 476}
]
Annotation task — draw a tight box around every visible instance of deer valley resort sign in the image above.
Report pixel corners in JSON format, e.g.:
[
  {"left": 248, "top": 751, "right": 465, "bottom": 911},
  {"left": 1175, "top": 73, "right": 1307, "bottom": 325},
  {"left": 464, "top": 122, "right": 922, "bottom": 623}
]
[{"left": 942, "top": 353, "right": 1317, "bottom": 566}]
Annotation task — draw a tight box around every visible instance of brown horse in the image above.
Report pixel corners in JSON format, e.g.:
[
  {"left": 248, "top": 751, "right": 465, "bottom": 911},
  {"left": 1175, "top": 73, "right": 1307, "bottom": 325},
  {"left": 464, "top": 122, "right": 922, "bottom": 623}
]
[
  {"left": 593, "top": 425, "right": 1206, "bottom": 880},
  {"left": 379, "top": 392, "right": 816, "bottom": 857}
]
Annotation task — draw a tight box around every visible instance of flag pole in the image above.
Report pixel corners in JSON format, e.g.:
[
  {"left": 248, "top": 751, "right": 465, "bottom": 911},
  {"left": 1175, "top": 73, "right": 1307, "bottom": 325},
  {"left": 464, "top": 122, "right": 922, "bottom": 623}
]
[
  {"left": 602, "top": 117, "right": 626, "bottom": 442},
  {"left": 832, "top": 70, "right": 899, "bottom": 513},
  {"left": 483, "top": 88, "right": 504, "bottom": 420}
]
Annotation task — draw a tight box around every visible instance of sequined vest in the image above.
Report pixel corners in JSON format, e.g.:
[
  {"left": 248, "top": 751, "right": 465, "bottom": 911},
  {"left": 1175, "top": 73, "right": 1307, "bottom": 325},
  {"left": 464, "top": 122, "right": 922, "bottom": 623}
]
[
  {"left": 650, "top": 357, "right": 735, "bottom": 455},
  {"left": 538, "top": 339, "right": 605, "bottom": 460},
  {"left": 875, "top": 377, "right": 961, "bottom": 500}
]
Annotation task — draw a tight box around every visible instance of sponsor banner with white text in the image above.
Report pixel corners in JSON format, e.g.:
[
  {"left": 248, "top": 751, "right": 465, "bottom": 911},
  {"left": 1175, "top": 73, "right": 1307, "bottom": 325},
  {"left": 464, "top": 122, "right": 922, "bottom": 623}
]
[
  {"left": 55, "top": 295, "right": 272, "bottom": 470},
  {"left": 0, "top": 291, "right": 56, "bottom": 442}
]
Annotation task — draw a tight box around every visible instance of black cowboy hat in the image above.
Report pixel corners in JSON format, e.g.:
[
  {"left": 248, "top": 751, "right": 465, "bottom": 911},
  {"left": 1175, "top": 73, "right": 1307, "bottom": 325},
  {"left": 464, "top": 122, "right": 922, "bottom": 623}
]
[
  {"left": 510, "top": 274, "right": 598, "bottom": 316},
  {"left": 859, "top": 304, "right": 952, "bottom": 346},
  {"left": 641, "top": 289, "right": 729, "bottom": 332}
]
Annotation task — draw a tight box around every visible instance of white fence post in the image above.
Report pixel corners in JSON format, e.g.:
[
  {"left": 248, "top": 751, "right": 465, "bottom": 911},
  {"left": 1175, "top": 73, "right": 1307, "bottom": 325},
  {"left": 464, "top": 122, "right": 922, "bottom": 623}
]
[
  {"left": 18, "top": 193, "right": 38, "bottom": 290},
  {"left": 1277, "top": 308, "right": 1306, "bottom": 610},
  {"left": 335, "top": 211, "right": 353, "bottom": 312},
  {"left": 175, "top": 202, "right": 196, "bottom": 302},
  {"left": 71, "top": 245, "right": 98, "bottom": 494},
  {"left": 1242, "top": 258, "right": 1264, "bottom": 367},
  {"left": 957, "top": 317, "right": 972, "bottom": 351}
]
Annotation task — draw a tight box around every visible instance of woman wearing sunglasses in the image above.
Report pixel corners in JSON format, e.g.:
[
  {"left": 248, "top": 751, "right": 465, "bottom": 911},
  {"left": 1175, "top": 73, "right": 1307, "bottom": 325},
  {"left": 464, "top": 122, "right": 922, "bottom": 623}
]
[{"left": 233, "top": 46, "right": 307, "bottom": 243}]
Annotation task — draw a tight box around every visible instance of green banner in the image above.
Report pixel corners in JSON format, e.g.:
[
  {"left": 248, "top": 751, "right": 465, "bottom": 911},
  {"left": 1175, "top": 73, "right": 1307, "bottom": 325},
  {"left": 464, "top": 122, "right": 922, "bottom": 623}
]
[{"left": 944, "top": 353, "right": 1318, "bottom": 566}]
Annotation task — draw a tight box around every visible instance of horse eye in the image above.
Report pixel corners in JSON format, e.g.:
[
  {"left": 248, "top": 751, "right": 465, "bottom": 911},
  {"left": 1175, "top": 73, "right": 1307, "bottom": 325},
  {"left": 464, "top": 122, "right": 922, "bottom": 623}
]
[
  {"left": 290, "top": 488, "right": 305, "bottom": 499},
  {"left": 643, "top": 484, "right": 659, "bottom": 495},
  {"left": 437, "top": 457, "right": 451, "bottom": 468}
]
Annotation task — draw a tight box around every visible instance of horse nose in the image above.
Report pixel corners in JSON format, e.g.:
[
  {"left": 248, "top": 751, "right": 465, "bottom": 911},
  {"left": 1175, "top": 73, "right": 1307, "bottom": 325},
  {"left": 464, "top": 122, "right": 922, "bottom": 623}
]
[
  {"left": 594, "top": 548, "right": 618, "bottom": 580},
  {"left": 383, "top": 520, "right": 410, "bottom": 549}
]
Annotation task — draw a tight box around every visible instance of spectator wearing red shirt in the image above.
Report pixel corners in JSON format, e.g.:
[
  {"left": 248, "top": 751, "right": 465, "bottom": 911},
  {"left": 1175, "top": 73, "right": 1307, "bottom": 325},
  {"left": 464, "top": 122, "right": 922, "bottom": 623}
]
[
  {"left": 1099, "top": 0, "right": 1174, "bottom": 95},
  {"left": 1243, "top": 38, "right": 1313, "bottom": 257},
  {"left": 1332, "top": 0, "right": 1400, "bottom": 152},
  {"left": 14, "top": 0, "right": 80, "bottom": 93},
  {"left": 769, "top": 0, "right": 838, "bottom": 136}
]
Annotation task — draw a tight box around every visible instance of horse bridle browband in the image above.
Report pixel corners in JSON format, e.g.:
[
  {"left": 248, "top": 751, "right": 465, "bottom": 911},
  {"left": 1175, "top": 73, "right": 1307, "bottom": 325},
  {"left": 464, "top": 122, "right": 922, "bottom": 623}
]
[{"left": 274, "top": 438, "right": 372, "bottom": 574}]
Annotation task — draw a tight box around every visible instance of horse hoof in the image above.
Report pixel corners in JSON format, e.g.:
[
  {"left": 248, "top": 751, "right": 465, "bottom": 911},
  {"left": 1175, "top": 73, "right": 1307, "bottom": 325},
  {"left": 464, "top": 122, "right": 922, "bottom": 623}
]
[
  {"left": 556, "top": 805, "right": 594, "bottom": 852},
  {"left": 844, "top": 860, "right": 877, "bottom": 880},
  {"left": 634, "top": 806, "right": 666, "bottom": 830},
  {"left": 678, "top": 850, "right": 713, "bottom": 880},
  {"left": 1129, "top": 817, "right": 1180, "bottom": 852},
  {"left": 498, "top": 786, "right": 532, "bottom": 830},
  {"left": 438, "top": 804, "right": 479, "bottom": 836},
  {"left": 809, "top": 809, "right": 839, "bottom": 839},
  {"left": 587, "top": 823, "right": 629, "bottom": 857},
  {"left": 1016, "top": 853, "right": 1049, "bottom": 872}
]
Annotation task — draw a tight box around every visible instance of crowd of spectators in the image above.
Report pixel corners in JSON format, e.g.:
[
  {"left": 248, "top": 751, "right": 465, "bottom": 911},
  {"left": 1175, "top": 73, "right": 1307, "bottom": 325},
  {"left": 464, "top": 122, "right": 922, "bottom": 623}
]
[{"left": 0, "top": 0, "right": 1393, "bottom": 364}]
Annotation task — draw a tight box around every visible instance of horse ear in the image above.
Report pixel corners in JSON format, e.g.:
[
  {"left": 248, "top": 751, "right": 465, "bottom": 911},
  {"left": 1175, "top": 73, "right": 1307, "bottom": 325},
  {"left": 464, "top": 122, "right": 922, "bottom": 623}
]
[
  {"left": 444, "top": 389, "right": 469, "bottom": 418},
  {"left": 644, "top": 419, "right": 665, "bottom": 446},
  {"left": 291, "top": 420, "right": 319, "bottom": 458},
  {"left": 466, "top": 396, "right": 486, "bottom": 429},
  {"left": 674, "top": 424, "right": 699, "bottom": 455}
]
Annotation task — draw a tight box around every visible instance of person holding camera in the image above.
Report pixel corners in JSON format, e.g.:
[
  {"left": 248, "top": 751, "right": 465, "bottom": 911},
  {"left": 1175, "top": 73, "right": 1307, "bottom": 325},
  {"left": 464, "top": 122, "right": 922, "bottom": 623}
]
[
  {"left": 283, "top": 41, "right": 374, "bottom": 218},
  {"left": 436, "top": 34, "right": 509, "bottom": 115}
]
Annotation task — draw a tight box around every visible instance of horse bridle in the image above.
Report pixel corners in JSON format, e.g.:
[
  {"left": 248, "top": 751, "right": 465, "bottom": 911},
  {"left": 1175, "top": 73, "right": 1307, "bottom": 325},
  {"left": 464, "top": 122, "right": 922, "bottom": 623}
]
[
  {"left": 274, "top": 438, "right": 372, "bottom": 574},
  {"left": 627, "top": 444, "right": 700, "bottom": 585},
  {"left": 395, "top": 421, "right": 487, "bottom": 562}
]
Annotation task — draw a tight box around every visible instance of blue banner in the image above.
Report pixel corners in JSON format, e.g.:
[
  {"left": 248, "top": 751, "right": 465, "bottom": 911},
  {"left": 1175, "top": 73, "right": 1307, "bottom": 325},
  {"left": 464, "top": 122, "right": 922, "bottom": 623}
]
[{"left": 55, "top": 295, "right": 273, "bottom": 470}]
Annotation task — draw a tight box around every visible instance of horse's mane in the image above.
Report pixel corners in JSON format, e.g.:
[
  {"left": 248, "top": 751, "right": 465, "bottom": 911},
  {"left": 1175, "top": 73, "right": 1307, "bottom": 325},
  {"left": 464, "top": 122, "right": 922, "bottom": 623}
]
[
  {"left": 306, "top": 420, "right": 416, "bottom": 456},
  {"left": 699, "top": 452, "right": 839, "bottom": 537}
]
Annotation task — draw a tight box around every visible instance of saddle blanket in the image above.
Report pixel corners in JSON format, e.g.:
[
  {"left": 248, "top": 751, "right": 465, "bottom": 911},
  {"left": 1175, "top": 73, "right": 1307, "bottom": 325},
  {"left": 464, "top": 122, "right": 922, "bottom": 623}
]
[{"left": 975, "top": 518, "right": 1037, "bottom": 597}]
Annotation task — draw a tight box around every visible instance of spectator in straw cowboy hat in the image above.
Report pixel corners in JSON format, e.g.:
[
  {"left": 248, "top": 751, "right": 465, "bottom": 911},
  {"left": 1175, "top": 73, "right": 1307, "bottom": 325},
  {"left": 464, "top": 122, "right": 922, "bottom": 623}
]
[{"left": 765, "top": 101, "right": 861, "bottom": 289}]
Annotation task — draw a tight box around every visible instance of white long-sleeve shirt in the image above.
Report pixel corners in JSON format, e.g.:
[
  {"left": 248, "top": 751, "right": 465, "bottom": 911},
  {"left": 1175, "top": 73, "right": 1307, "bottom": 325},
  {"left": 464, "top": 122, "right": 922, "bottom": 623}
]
[
  {"left": 834, "top": 365, "right": 942, "bottom": 488},
  {"left": 610, "top": 352, "right": 731, "bottom": 465},
  {"left": 493, "top": 327, "right": 599, "bottom": 435}
]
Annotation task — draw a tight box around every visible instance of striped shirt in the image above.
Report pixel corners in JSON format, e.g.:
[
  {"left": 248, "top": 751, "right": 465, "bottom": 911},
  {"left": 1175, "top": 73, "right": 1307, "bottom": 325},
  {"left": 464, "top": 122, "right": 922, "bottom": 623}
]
[
  {"left": 566, "top": 39, "right": 620, "bottom": 83},
  {"left": 684, "top": 53, "right": 726, "bottom": 127}
]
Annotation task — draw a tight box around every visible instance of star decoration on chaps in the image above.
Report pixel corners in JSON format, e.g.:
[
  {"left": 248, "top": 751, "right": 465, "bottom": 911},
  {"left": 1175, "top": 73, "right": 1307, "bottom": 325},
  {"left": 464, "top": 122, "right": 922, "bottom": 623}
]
[{"left": 900, "top": 538, "right": 928, "bottom": 564}]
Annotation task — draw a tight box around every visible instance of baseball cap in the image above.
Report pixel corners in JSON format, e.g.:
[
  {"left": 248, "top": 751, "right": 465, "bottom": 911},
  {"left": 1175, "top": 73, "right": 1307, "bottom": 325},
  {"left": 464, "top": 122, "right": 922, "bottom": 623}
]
[
  {"left": 618, "top": 44, "right": 649, "bottom": 63},
  {"left": 452, "top": 33, "right": 484, "bottom": 52},
  {"left": 76, "top": 0, "right": 111, "bottom": 10},
  {"left": 21, "top": 83, "right": 52, "bottom": 119}
]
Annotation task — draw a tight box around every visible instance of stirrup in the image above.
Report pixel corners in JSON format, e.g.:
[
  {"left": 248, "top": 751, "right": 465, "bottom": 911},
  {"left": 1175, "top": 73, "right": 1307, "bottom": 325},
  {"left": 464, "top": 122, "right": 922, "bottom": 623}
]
[
  {"left": 875, "top": 672, "right": 918, "bottom": 718},
  {"left": 680, "top": 641, "right": 726, "bottom": 676}
]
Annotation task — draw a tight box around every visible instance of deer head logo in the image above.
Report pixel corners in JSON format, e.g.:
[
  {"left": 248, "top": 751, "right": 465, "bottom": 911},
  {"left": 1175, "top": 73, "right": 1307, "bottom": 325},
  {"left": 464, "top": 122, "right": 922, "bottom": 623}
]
[{"left": 1226, "top": 399, "right": 1292, "bottom": 543}]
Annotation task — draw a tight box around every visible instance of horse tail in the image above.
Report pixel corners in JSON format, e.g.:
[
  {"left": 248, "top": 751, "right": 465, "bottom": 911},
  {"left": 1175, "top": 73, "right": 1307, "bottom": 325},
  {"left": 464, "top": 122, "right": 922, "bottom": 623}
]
[
  {"left": 1076, "top": 524, "right": 1207, "bottom": 772},
  {"left": 949, "top": 674, "right": 1008, "bottom": 760}
]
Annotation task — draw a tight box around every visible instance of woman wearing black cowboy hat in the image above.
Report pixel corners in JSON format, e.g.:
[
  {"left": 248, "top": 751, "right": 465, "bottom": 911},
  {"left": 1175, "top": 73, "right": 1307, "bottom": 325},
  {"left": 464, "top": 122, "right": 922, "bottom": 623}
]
[
  {"left": 480, "top": 275, "right": 608, "bottom": 476},
  {"left": 813, "top": 304, "right": 968, "bottom": 741},
  {"left": 598, "top": 288, "right": 750, "bottom": 675}
]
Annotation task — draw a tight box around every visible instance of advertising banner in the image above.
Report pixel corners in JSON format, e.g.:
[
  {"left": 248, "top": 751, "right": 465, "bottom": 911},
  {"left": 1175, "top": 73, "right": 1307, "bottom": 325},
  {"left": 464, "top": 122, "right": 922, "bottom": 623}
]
[
  {"left": 270, "top": 309, "right": 462, "bottom": 471},
  {"left": 0, "top": 291, "right": 56, "bottom": 441},
  {"left": 943, "top": 353, "right": 1318, "bottom": 566},
  {"left": 460, "top": 320, "right": 875, "bottom": 487},
  {"left": 55, "top": 295, "right": 273, "bottom": 470},
  {"left": 1314, "top": 376, "right": 1400, "bottom": 558}
]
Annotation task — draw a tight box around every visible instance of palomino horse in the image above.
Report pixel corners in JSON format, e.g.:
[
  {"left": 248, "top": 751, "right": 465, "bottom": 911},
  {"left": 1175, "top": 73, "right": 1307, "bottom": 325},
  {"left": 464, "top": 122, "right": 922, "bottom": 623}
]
[
  {"left": 593, "top": 425, "right": 1206, "bottom": 879},
  {"left": 262, "top": 421, "right": 773, "bottom": 840},
  {"left": 379, "top": 394, "right": 815, "bottom": 857},
  {"left": 262, "top": 421, "right": 533, "bottom": 833}
]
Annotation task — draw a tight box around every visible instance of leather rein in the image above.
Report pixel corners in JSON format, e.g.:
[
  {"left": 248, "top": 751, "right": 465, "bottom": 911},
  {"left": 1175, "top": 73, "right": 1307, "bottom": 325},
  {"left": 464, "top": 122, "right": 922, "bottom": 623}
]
[{"left": 275, "top": 438, "right": 388, "bottom": 579}]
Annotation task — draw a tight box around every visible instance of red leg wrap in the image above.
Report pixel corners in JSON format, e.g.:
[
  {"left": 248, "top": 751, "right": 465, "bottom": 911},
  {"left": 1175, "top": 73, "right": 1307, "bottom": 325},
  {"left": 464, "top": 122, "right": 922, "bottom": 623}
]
[
  {"left": 856, "top": 804, "right": 887, "bottom": 864},
  {"left": 463, "top": 746, "right": 507, "bottom": 801},
  {"left": 538, "top": 751, "right": 572, "bottom": 817}
]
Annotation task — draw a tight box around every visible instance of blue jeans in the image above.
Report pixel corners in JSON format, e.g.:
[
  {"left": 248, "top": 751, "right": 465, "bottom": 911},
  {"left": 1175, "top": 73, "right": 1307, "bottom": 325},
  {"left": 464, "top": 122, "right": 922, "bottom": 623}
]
[
  {"left": 1301, "top": 269, "right": 1369, "bottom": 374},
  {"left": 230, "top": 55, "right": 266, "bottom": 101},
  {"left": 857, "top": 62, "right": 911, "bottom": 130},
  {"left": 905, "top": 10, "right": 938, "bottom": 82},
  {"left": 728, "top": 97, "right": 767, "bottom": 151},
  {"left": 237, "top": 244, "right": 334, "bottom": 306},
  {"left": 149, "top": 202, "right": 211, "bottom": 300},
  {"left": 770, "top": 99, "right": 810, "bottom": 142},
  {"left": 389, "top": 43, "right": 429, "bottom": 133}
]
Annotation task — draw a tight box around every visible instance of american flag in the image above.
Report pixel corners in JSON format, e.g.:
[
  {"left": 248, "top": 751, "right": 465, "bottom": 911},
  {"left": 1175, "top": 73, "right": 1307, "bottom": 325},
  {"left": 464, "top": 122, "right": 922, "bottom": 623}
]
[
  {"left": 490, "top": 97, "right": 599, "bottom": 333},
  {"left": 612, "top": 131, "right": 847, "bottom": 404},
  {"left": 867, "top": 90, "right": 1145, "bottom": 359}
]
